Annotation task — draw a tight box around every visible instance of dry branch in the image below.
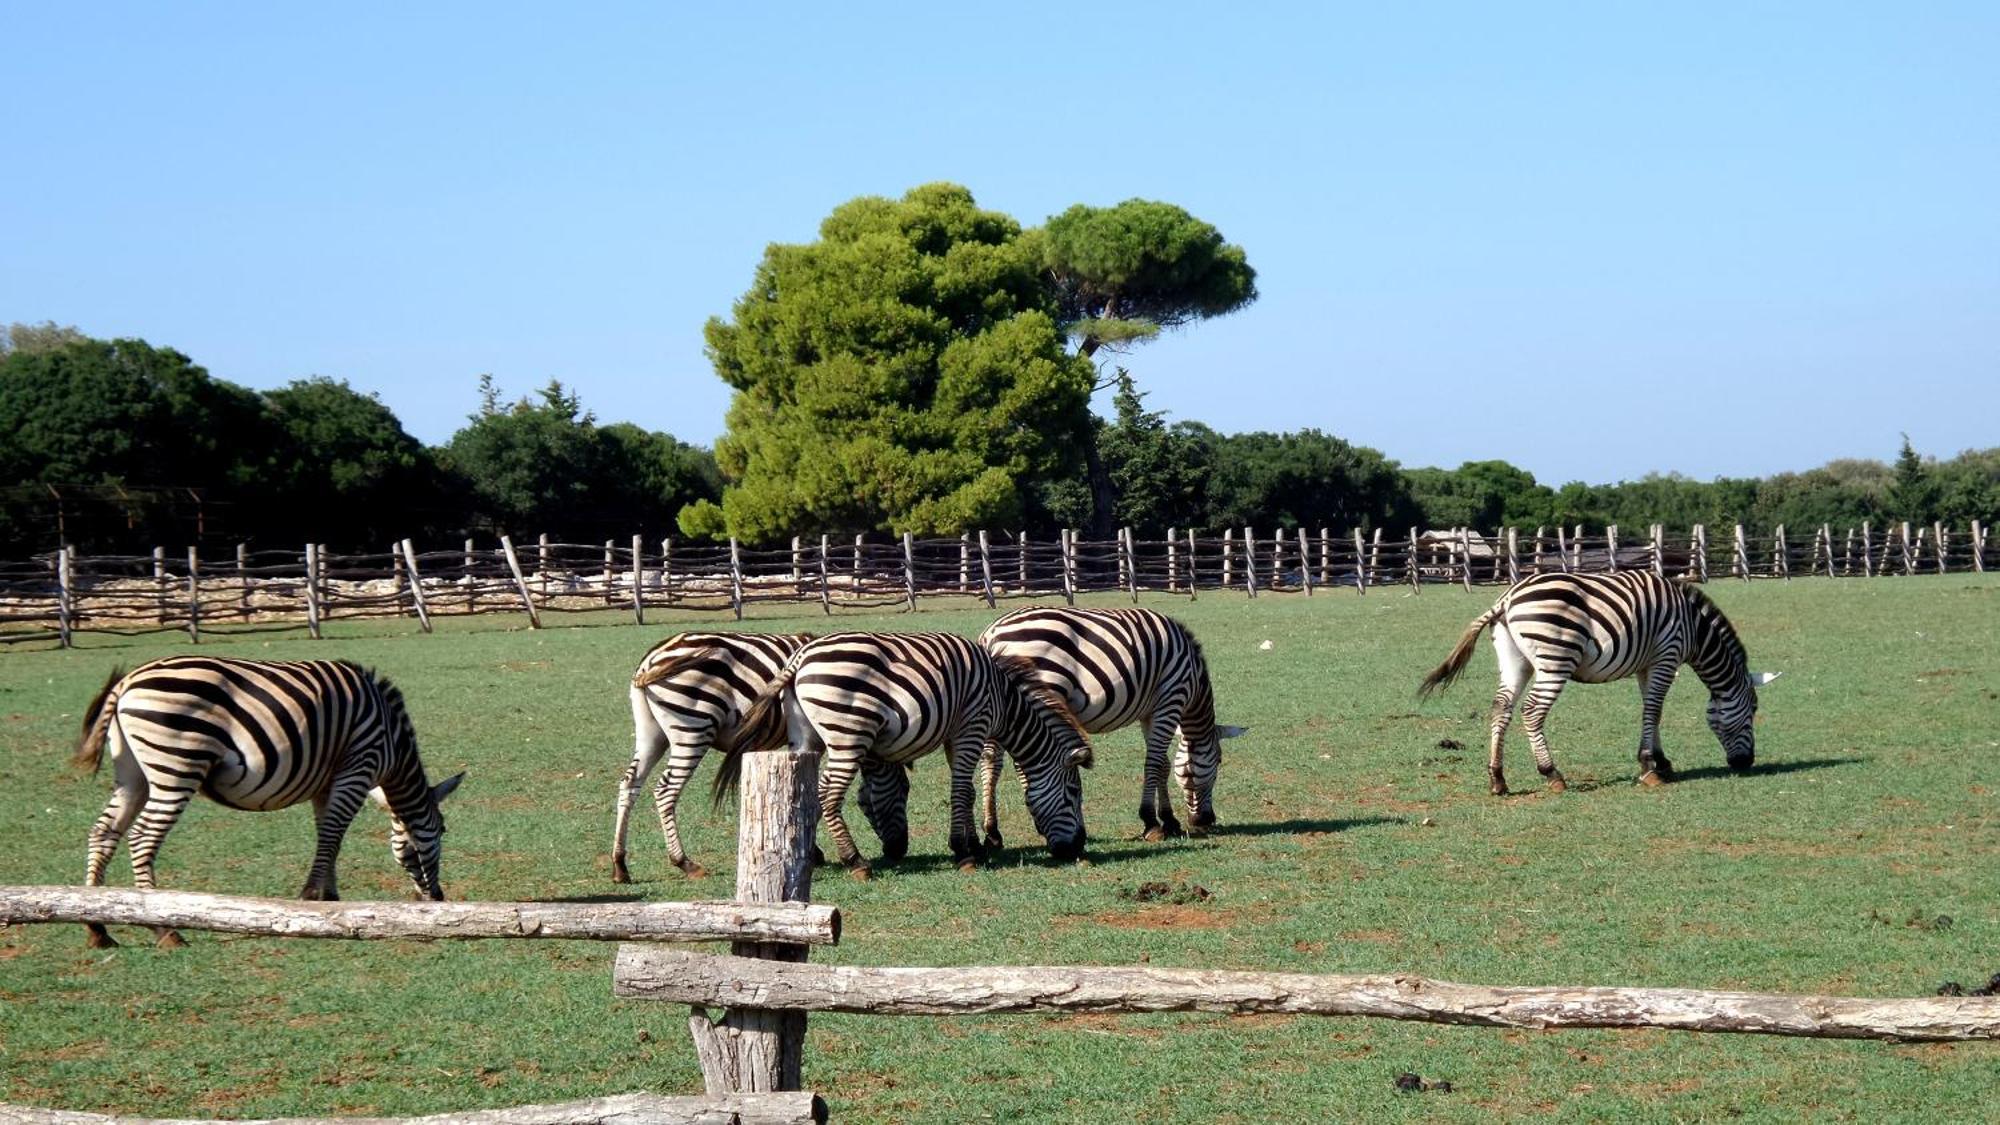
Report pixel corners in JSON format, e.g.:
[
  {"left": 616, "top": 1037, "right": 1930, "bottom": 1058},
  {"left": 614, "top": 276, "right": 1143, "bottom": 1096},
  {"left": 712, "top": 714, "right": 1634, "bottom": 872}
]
[
  {"left": 614, "top": 949, "right": 2000, "bottom": 1043},
  {"left": 0, "top": 887, "right": 837, "bottom": 946},
  {"left": 0, "top": 1093, "right": 825, "bottom": 1125}
]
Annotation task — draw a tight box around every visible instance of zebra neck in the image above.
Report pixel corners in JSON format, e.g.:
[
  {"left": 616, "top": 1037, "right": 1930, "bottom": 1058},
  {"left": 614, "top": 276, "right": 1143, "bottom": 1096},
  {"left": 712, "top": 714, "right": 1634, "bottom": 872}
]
[{"left": 1688, "top": 609, "right": 1750, "bottom": 696}]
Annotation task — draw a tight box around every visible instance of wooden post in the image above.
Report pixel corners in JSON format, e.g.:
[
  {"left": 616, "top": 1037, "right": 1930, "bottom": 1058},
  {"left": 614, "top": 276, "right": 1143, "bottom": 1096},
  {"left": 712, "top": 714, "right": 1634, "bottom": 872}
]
[
  {"left": 1353, "top": 529, "right": 1367, "bottom": 594},
  {"left": 1555, "top": 525, "right": 1571, "bottom": 574},
  {"left": 536, "top": 533, "right": 550, "bottom": 598},
  {"left": 977, "top": 530, "right": 996, "bottom": 608},
  {"left": 1694, "top": 525, "right": 1709, "bottom": 583},
  {"left": 1861, "top": 522, "right": 1874, "bottom": 577},
  {"left": 958, "top": 533, "right": 970, "bottom": 593},
  {"left": 1972, "top": 520, "right": 1986, "bottom": 574},
  {"left": 792, "top": 536, "right": 804, "bottom": 594},
  {"left": 1458, "top": 528, "right": 1474, "bottom": 591},
  {"left": 1166, "top": 528, "right": 1179, "bottom": 593},
  {"left": 729, "top": 538, "right": 746, "bottom": 621},
  {"left": 1605, "top": 525, "right": 1620, "bottom": 574},
  {"left": 603, "top": 540, "right": 616, "bottom": 604},
  {"left": 1774, "top": 525, "right": 1790, "bottom": 580},
  {"left": 1651, "top": 524, "right": 1665, "bottom": 578},
  {"left": 303, "top": 544, "right": 322, "bottom": 639},
  {"left": 631, "top": 535, "right": 646, "bottom": 624},
  {"left": 236, "top": 543, "right": 250, "bottom": 619},
  {"left": 661, "top": 538, "right": 675, "bottom": 606},
  {"left": 1407, "top": 528, "right": 1421, "bottom": 593},
  {"left": 1530, "top": 526, "right": 1546, "bottom": 574},
  {"left": 153, "top": 546, "right": 168, "bottom": 623},
  {"left": 56, "top": 546, "right": 73, "bottom": 649},
  {"left": 900, "top": 532, "right": 917, "bottom": 612},
  {"left": 1061, "top": 529, "right": 1076, "bottom": 606},
  {"left": 1242, "top": 527, "right": 1257, "bottom": 598},
  {"left": 1369, "top": 527, "right": 1383, "bottom": 580},
  {"left": 685, "top": 744, "right": 821, "bottom": 1095},
  {"left": 1297, "top": 527, "right": 1314, "bottom": 596},
  {"left": 817, "top": 535, "right": 832, "bottom": 615},
  {"left": 1017, "top": 530, "right": 1028, "bottom": 592},
  {"left": 1571, "top": 524, "right": 1585, "bottom": 571},
  {"left": 1506, "top": 527, "right": 1520, "bottom": 584},
  {"left": 1185, "top": 528, "right": 1198, "bottom": 601},
  {"left": 498, "top": 535, "right": 542, "bottom": 629},
  {"left": 1934, "top": 521, "right": 1948, "bottom": 574},
  {"left": 1124, "top": 528, "right": 1140, "bottom": 602},
  {"left": 1900, "top": 521, "right": 1915, "bottom": 576},
  {"left": 464, "top": 538, "right": 478, "bottom": 612},
  {"left": 185, "top": 547, "right": 201, "bottom": 643},
  {"left": 1733, "top": 524, "right": 1750, "bottom": 582},
  {"left": 1315, "top": 528, "right": 1328, "bottom": 586},
  {"left": 853, "top": 534, "right": 864, "bottom": 592},
  {"left": 1842, "top": 528, "right": 1856, "bottom": 576},
  {"left": 1819, "top": 524, "right": 1834, "bottom": 579},
  {"left": 1221, "top": 528, "right": 1234, "bottom": 589},
  {"left": 400, "top": 540, "right": 433, "bottom": 633}
]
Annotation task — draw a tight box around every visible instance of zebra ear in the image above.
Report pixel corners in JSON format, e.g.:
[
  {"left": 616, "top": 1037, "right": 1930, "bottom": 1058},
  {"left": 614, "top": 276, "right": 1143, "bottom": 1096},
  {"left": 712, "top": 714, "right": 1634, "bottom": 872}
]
[
  {"left": 1217, "top": 725, "right": 1250, "bottom": 740},
  {"left": 1749, "top": 671, "right": 1782, "bottom": 687},
  {"left": 432, "top": 772, "right": 466, "bottom": 802}
]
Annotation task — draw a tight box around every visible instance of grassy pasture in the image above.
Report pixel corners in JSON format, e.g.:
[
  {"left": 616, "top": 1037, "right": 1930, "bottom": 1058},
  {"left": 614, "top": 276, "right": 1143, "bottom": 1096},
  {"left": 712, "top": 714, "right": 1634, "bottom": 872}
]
[{"left": 1, "top": 578, "right": 1996, "bottom": 1122}]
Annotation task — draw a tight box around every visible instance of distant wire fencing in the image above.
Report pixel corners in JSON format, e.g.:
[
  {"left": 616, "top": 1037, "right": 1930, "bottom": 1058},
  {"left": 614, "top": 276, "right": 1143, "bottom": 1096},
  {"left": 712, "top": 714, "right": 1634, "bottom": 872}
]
[{"left": 1, "top": 519, "right": 1990, "bottom": 648}]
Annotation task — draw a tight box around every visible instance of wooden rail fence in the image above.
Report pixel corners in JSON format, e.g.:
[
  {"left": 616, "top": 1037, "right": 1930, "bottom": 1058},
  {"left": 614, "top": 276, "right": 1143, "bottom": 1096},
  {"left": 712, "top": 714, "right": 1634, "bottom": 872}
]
[{"left": 3, "top": 521, "right": 1991, "bottom": 647}]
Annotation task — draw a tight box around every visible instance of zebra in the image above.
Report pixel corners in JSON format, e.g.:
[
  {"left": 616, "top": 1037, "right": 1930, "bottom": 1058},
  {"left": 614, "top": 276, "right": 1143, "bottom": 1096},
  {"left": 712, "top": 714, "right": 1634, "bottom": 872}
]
[
  {"left": 1419, "top": 572, "right": 1779, "bottom": 795},
  {"left": 612, "top": 631, "right": 811, "bottom": 882},
  {"left": 713, "top": 631, "right": 1093, "bottom": 879},
  {"left": 72, "top": 657, "right": 464, "bottom": 948},
  {"left": 976, "top": 606, "right": 1246, "bottom": 846}
]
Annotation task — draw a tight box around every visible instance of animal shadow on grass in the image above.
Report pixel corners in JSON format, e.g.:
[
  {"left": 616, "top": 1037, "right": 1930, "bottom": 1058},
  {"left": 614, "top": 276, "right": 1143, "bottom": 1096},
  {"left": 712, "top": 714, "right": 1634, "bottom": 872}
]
[
  {"left": 1219, "top": 815, "right": 1406, "bottom": 838},
  {"left": 1652, "top": 756, "right": 1865, "bottom": 785}
]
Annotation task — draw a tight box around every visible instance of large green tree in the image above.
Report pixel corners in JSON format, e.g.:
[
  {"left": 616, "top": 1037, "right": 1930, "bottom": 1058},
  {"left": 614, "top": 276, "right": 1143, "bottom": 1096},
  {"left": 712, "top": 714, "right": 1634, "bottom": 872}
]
[
  {"left": 696, "top": 184, "right": 1097, "bottom": 540},
  {"left": 1203, "top": 429, "right": 1414, "bottom": 531},
  {"left": 1096, "top": 370, "right": 1216, "bottom": 531},
  {"left": 1037, "top": 199, "right": 1258, "bottom": 358},
  {"left": 265, "top": 377, "right": 448, "bottom": 545}
]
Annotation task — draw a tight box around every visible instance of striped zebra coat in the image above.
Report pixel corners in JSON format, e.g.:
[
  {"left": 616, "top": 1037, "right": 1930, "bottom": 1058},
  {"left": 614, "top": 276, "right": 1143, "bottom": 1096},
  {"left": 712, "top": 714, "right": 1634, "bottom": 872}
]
[
  {"left": 73, "top": 658, "right": 463, "bottom": 947},
  {"left": 612, "top": 631, "right": 811, "bottom": 882},
  {"left": 714, "top": 632, "right": 1093, "bottom": 877},
  {"left": 977, "top": 607, "right": 1245, "bottom": 845},
  {"left": 1420, "top": 572, "right": 1777, "bottom": 795}
]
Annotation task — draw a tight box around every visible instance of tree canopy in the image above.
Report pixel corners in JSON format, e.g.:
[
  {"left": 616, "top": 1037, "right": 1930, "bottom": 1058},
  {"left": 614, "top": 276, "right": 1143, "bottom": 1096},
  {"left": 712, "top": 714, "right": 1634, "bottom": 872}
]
[{"left": 1038, "top": 199, "right": 1258, "bottom": 357}]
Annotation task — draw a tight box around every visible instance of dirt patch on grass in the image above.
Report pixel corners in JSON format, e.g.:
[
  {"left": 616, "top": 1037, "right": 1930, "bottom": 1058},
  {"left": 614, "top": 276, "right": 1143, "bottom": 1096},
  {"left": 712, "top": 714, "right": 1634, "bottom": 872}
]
[
  {"left": 1091, "top": 904, "right": 1237, "bottom": 930},
  {"left": 1046, "top": 1013, "right": 1165, "bottom": 1039},
  {"left": 1339, "top": 929, "right": 1401, "bottom": 944}
]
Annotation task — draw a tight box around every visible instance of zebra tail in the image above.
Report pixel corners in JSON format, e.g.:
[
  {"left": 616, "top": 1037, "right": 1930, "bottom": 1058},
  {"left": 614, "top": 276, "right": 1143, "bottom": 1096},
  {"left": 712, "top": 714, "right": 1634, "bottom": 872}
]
[
  {"left": 73, "top": 667, "right": 126, "bottom": 773},
  {"left": 710, "top": 665, "right": 798, "bottom": 807},
  {"left": 1419, "top": 606, "right": 1500, "bottom": 699},
  {"left": 631, "top": 645, "right": 717, "bottom": 691}
]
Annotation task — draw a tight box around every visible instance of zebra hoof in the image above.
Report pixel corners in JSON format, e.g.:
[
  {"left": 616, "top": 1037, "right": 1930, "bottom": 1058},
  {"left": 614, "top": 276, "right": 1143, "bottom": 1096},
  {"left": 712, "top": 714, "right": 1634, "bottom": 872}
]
[
  {"left": 1544, "top": 775, "right": 1567, "bottom": 794},
  {"left": 1638, "top": 770, "right": 1667, "bottom": 787},
  {"left": 983, "top": 831, "right": 1004, "bottom": 851},
  {"left": 1142, "top": 826, "right": 1169, "bottom": 843},
  {"left": 85, "top": 926, "right": 119, "bottom": 950},
  {"left": 677, "top": 859, "right": 708, "bottom": 880},
  {"left": 154, "top": 930, "right": 188, "bottom": 950},
  {"left": 956, "top": 858, "right": 980, "bottom": 874},
  {"left": 1489, "top": 779, "right": 1510, "bottom": 797},
  {"left": 611, "top": 859, "right": 632, "bottom": 884},
  {"left": 847, "top": 865, "right": 873, "bottom": 883}
]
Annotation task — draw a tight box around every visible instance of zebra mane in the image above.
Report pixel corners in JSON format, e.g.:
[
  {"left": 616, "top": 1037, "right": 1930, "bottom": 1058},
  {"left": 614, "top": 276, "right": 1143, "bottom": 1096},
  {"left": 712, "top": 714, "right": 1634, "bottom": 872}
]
[
  {"left": 990, "top": 654, "right": 1087, "bottom": 736},
  {"left": 1680, "top": 583, "right": 1750, "bottom": 686}
]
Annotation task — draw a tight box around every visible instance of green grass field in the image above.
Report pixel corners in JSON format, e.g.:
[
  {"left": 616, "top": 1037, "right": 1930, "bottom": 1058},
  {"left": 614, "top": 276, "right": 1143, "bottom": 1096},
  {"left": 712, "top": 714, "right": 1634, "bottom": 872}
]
[{"left": 3, "top": 578, "right": 1996, "bottom": 1122}]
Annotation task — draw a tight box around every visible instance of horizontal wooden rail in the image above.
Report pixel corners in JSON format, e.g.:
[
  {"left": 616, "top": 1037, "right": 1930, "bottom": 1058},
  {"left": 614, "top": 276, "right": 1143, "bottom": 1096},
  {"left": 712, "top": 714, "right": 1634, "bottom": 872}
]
[
  {"left": 614, "top": 949, "right": 2000, "bottom": 1043},
  {"left": 0, "top": 887, "right": 838, "bottom": 946},
  {"left": 0, "top": 1092, "right": 826, "bottom": 1125}
]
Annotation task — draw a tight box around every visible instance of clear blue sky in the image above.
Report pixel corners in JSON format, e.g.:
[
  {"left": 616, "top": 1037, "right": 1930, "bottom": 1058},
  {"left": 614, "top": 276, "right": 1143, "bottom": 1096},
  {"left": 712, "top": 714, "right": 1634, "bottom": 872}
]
[{"left": 5, "top": 4, "right": 1995, "bottom": 486}]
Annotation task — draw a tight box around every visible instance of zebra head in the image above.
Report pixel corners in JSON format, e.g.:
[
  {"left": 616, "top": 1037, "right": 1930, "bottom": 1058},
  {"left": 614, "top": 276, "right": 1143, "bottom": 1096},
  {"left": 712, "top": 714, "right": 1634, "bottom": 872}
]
[
  {"left": 1707, "top": 671, "right": 1779, "bottom": 771},
  {"left": 384, "top": 772, "right": 464, "bottom": 900},
  {"left": 992, "top": 658, "right": 1093, "bottom": 862}
]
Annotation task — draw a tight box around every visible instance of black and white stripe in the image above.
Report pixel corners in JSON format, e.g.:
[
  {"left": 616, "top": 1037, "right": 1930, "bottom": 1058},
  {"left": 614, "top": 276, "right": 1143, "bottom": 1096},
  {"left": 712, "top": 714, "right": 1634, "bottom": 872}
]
[
  {"left": 715, "top": 632, "right": 1093, "bottom": 877},
  {"left": 73, "top": 657, "right": 463, "bottom": 947},
  {"left": 977, "top": 607, "right": 1243, "bottom": 844},
  {"left": 1420, "top": 572, "right": 1777, "bottom": 795},
  {"left": 612, "top": 631, "right": 811, "bottom": 881}
]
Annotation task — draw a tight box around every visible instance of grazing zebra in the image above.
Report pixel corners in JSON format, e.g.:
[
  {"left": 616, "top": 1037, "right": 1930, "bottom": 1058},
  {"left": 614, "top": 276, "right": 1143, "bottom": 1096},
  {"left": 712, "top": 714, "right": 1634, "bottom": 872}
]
[
  {"left": 612, "top": 631, "right": 811, "bottom": 882},
  {"left": 976, "top": 607, "right": 1246, "bottom": 846},
  {"left": 714, "top": 632, "right": 1093, "bottom": 878},
  {"left": 72, "top": 657, "right": 463, "bottom": 947},
  {"left": 1419, "top": 572, "right": 1779, "bottom": 795}
]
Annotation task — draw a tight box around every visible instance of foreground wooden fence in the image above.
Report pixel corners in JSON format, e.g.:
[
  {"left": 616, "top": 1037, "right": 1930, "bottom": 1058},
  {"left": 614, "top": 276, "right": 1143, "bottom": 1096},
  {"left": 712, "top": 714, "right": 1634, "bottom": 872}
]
[
  {"left": 2, "top": 520, "right": 1992, "bottom": 647},
  {"left": 4, "top": 744, "right": 1997, "bottom": 1123}
]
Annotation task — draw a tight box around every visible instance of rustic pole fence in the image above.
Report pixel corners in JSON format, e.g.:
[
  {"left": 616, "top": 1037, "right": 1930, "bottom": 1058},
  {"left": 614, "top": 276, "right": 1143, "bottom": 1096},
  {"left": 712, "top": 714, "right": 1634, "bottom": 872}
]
[
  {"left": 631, "top": 534, "right": 646, "bottom": 624},
  {"left": 303, "top": 543, "right": 322, "bottom": 639},
  {"left": 400, "top": 540, "right": 433, "bottom": 634},
  {"left": 499, "top": 536, "right": 542, "bottom": 629},
  {"left": 977, "top": 530, "right": 996, "bottom": 608},
  {"left": 729, "top": 538, "right": 746, "bottom": 621}
]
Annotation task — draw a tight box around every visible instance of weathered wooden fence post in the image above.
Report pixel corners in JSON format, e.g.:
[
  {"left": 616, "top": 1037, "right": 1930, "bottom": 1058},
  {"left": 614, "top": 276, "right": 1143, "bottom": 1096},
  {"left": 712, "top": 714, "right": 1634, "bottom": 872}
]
[
  {"left": 684, "top": 743, "right": 822, "bottom": 1094},
  {"left": 400, "top": 540, "right": 433, "bottom": 633},
  {"left": 1458, "top": 528, "right": 1474, "bottom": 591},
  {"left": 1860, "top": 522, "right": 1874, "bottom": 577},
  {"left": 661, "top": 538, "right": 675, "bottom": 606},
  {"left": 1221, "top": 528, "right": 1234, "bottom": 589},
  {"left": 1352, "top": 528, "right": 1368, "bottom": 595},
  {"left": 729, "top": 538, "right": 746, "bottom": 621},
  {"left": 1369, "top": 527, "right": 1383, "bottom": 580},
  {"left": 236, "top": 543, "right": 250, "bottom": 619},
  {"left": 1693, "top": 525, "right": 1709, "bottom": 583},
  {"left": 537, "top": 533, "right": 550, "bottom": 598},
  {"left": 1297, "top": 527, "right": 1314, "bottom": 596},
  {"left": 498, "top": 536, "right": 542, "bottom": 629},
  {"left": 1900, "top": 521, "right": 1915, "bottom": 576},
  {"left": 1115, "top": 528, "right": 1132, "bottom": 597},
  {"left": 1934, "top": 522, "right": 1949, "bottom": 574},
  {"left": 958, "top": 533, "right": 970, "bottom": 593},
  {"left": 183, "top": 547, "right": 201, "bottom": 644},
  {"left": 463, "top": 538, "right": 478, "bottom": 612},
  {"left": 303, "top": 543, "right": 323, "bottom": 639},
  {"left": 1061, "top": 530, "right": 1077, "bottom": 606},
  {"left": 853, "top": 535, "right": 864, "bottom": 592},
  {"left": 1124, "top": 528, "right": 1141, "bottom": 602},
  {"left": 900, "top": 532, "right": 917, "bottom": 612},
  {"left": 817, "top": 535, "right": 833, "bottom": 615},
  {"left": 1650, "top": 524, "right": 1665, "bottom": 578},
  {"left": 1242, "top": 527, "right": 1258, "bottom": 598},
  {"left": 153, "top": 546, "right": 168, "bottom": 623},
  {"left": 1318, "top": 528, "right": 1331, "bottom": 586},
  {"left": 977, "top": 530, "right": 996, "bottom": 609},
  {"left": 1506, "top": 527, "right": 1520, "bottom": 584},
  {"left": 1166, "top": 528, "right": 1179, "bottom": 594},
  {"left": 1407, "top": 527, "right": 1421, "bottom": 593},
  {"left": 792, "top": 537, "right": 804, "bottom": 596},
  {"left": 1842, "top": 527, "right": 1856, "bottom": 576},
  {"left": 603, "top": 540, "right": 616, "bottom": 604},
  {"left": 1017, "top": 530, "right": 1029, "bottom": 592},
  {"left": 1973, "top": 520, "right": 1987, "bottom": 573},
  {"left": 630, "top": 535, "right": 646, "bottom": 624},
  {"left": 56, "top": 545, "right": 74, "bottom": 648},
  {"left": 1733, "top": 524, "right": 1750, "bottom": 582},
  {"left": 1605, "top": 525, "right": 1620, "bottom": 574},
  {"left": 1773, "top": 525, "right": 1790, "bottom": 581},
  {"left": 1819, "top": 524, "right": 1835, "bottom": 578}
]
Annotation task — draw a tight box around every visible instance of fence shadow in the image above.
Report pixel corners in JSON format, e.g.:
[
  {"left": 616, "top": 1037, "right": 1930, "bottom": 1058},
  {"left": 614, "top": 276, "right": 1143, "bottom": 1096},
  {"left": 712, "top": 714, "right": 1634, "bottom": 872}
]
[{"left": 1217, "top": 815, "right": 1407, "bottom": 838}]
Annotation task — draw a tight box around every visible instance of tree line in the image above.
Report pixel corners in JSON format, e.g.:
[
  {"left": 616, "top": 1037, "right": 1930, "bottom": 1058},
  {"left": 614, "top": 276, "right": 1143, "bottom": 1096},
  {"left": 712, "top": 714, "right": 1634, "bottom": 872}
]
[{"left": 5, "top": 181, "right": 1995, "bottom": 554}]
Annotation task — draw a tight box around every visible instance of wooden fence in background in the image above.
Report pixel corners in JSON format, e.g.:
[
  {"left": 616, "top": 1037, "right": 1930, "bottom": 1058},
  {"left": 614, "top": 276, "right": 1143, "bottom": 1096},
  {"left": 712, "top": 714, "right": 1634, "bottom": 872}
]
[{"left": 1, "top": 520, "right": 1990, "bottom": 647}]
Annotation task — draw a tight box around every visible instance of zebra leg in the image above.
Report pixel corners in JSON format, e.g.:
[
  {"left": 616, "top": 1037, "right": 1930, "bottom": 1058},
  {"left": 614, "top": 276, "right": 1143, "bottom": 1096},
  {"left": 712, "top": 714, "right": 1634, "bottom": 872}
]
[
  {"left": 652, "top": 732, "right": 711, "bottom": 878},
  {"left": 1518, "top": 671, "right": 1572, "bottom": 793},
  {"left": 1172, "top": 724, "right": 1219, "bottom": 835},
  {"left": 82, "top": 753, "right": 146, "bottom": 948},
  {"left": 1139, "top": 711, "right": 1184, "bottom": 842},
  {"left": 301, "top": 775, "right": 372, "bottom": 901},
  {"left": 1636, "top": 663, "right": 1678, "bottom": 785},
  {"left": 612, "top": 696, "right": 669, "bottom": 883},
  {"left": 1487, "top": 630, "right": 1533, "bottom": 796},
  {"left": 977, "top": 739, "right": 1006, "bottom": 851},
  {"left": 856, "top": 760, "right": 912, "bottom": 864},
  {"left": 946, "top": 732, "right": 988, "bottom": 871},
  {"left": 124, "top": 765, "right": 199, "bottom": 948},
  {"left": 816, "top": 747, "right": 872, "bottom": 881}
]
